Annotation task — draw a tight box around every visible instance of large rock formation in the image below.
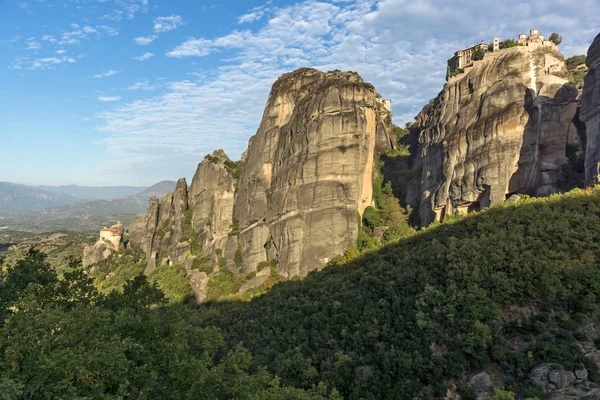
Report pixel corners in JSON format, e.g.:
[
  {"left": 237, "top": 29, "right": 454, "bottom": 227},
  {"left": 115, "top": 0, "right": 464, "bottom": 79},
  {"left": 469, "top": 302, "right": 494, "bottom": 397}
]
[
  {"left": 188, "top": 150, "right": 237, "bottom": 268},
  {"left": 407, "top": 42, "right": 579, "bottom": 226},
  {"left": 234, "top": 69, "right": 393, "bottom": 277},
  {"left": 83, "top": 222, "right": 124, "bottom": 267},
  {"left": 581, "top": 32, "right": 600, "bottom": 186},
  {"left": 129, "top": 68, "right": 393, "bottom": 283}
]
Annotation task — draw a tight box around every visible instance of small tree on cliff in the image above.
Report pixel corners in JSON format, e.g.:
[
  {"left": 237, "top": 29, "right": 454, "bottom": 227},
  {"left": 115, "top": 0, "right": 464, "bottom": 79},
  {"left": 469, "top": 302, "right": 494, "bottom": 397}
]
[
  {"left": 472, "top": 48, "right": 486, "bottom": 61},
  {"left": 549, "top": 32, "right": 562, "bottom": 45}
]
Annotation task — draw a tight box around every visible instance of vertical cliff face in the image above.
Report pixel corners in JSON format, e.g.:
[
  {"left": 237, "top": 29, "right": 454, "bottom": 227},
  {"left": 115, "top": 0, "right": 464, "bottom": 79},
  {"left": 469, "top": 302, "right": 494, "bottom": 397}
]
[
  {"left": 188, "top": 150, "right": 237, "bottom": 267},
  {"left": 232, "top": 69, "right": 325, "bottom": 274},
  {"left": 581, "top": 33, "right": 600, "bottom": 185},
  {"left": 129, "top": 196, "right": 159, "bottom": 270},
  {"left": 128, "top": 68, "right": 392, "bottom": 283},
  {"left": 408, "top": 43, "right": 579, "bottom": 226},
  {"left": 234, "top": 69, "right": 392, "bottom": 276}
]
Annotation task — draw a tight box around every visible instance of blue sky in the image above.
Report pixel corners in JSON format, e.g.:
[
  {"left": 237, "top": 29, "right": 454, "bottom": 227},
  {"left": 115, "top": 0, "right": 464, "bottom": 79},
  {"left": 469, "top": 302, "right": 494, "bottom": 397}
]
[{"left": 0, "top": 0, "right": 598, "bottom": 186}]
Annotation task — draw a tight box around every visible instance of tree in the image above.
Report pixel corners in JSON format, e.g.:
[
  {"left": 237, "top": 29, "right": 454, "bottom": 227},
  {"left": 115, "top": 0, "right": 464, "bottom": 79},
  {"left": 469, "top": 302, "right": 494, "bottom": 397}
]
[
  {"left": 549, "top": 32, "right": 562, "bottom": 45},
  {"left": 499, "top": 39, "right": 518, "bottom": 49},
  {"left": 472, "top": 48, "right": 486, "bottom": 61}
]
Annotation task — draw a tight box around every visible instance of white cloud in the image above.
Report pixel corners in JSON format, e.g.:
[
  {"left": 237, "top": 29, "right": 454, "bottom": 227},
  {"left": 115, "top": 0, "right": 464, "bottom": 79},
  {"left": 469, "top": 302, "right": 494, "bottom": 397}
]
[
  {"left": 133, "top": 52, "right": 154, "bottom": 61},
  {"left": 97, "top": 25, "right": 120, "bottom": 36},
  {"left": 98, "top": 0, "right": 600, "bottom": 179},
  {"left": 166, "top": 38, "right": 213, "bottom": 58},
  {"left": 93, "top": 70, "right": 119, "bottom": 78},
  {"left": 239, "top": 11, "right": 264, "bottom": 24},
  {"left": 239, "top": 2, "right": 271, "bottom": 24},
  {"left": 25, "top": 37, "right": 41, "bottom": 50},
  {"left": 41, "top": 35, "right": 57, "bottom": 43},
  {"left": 58, "top": 23, "right": 119, "bottom": 45},
  {"left": 13, "top": 55, "right": 76, "bottom": 70},
  {"left": 98, "top": 96, "right": 122, "bottom": 102},
  {"left": 98, "top": 0, "right": 149, "bottom": 21},
  {"left": 134, "top": 35, "right": 157, "bottom": 45},
  {"left": 128, "top": 80, "right": 157, "bottom": 91},
  {"left": 153, "top": 15, "right": 183, "bottom": 33}
]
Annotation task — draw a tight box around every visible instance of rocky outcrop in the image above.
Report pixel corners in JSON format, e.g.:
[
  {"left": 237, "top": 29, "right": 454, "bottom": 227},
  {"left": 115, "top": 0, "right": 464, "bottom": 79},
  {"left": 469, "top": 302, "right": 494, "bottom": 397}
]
[
  {"left": 83, "top": 222, "right": 124, "bottom": 267},
  {"left": 188, "top": 150, "right": 237, "bottom": 268},
  {"left": 529, "top": 363, "right": 600, "bottom": 398},
  {"left": 408, "top": 43, "right": 579, "bottom": 226},
  {"left": 128, "top": 196, "right": 159, "bottom": 272},
  {"left": 129, "top": 68, "right": 393, "bottom": 286},
  {"left": 581, "top": 32, "right": 600, "bottom": 186},
  {"left": 234, "top": 69, "right": 392, "bottom": 276},
  {"left": 467, "top": 372, "right": 495, "bottom": 400},
  {"left": 83, "top": 240, "right": 116, "bottom": 268}
]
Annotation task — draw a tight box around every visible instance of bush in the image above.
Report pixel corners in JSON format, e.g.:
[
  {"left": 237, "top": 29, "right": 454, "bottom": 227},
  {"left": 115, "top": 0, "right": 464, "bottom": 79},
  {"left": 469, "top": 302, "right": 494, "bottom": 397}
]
[
  {"left": 500, "top": 39, "right": 518, "bottom": 49},
  {"left": 549, "top": 32, "right": 562, "bottom": 46},
  {"left": 472, "top": 48, "right": 486, "bottom": 61},
  {"left": 148, "top": 264, "right": 192, "bottom": 303},
  {"left": 362, "top": 206, "right": 383, "bottom": 231}
]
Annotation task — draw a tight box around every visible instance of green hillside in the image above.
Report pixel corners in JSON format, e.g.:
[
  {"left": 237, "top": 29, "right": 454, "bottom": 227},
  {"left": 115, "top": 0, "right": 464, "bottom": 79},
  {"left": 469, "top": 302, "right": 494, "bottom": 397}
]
[
  {"left": 196, "top": 187, "right": 600, "bottom": 398},
  {"left": 2, "top": 187, "right": 600, "bottom": 398}
]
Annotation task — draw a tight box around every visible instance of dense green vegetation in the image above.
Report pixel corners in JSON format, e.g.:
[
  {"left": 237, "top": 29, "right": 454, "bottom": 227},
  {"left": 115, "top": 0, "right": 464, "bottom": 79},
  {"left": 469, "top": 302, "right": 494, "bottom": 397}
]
[
  {"left": 472, "top": 48, "right": 486, "bottom": 61},
  {"left": 149, "top": 264, "right": 193, "bottom": 303},
  {"left": 3, "top": 187, "right": 600, "bottom": 398},
  {"left": 500, "top": 39, "right": 519, "bottom": 49},
  {"left": 196, "top": 187, "right": 600, "bottom": 399},
  {"left": 566, "top": 54, "right": 588, "bottom": 88},
  {"left": 0, "top": 249, "right": 341, "bottom": 399},
  {"left": 90, "top": 245, "right": 146, "bottom": 293}
]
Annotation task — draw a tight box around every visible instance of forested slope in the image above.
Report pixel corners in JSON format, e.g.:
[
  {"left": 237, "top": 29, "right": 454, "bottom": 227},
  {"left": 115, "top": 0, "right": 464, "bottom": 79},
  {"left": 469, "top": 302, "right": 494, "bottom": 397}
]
[
  {"left": 2, "top": 187, "right": 600, "bottom": 399},
  {"left": 198, "top": 187, "right": 600, "bottom": 399}
]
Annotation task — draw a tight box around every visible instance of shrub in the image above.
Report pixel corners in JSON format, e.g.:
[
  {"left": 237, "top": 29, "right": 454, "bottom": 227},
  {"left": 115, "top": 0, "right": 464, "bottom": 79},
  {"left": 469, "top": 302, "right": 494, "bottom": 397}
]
[
  {"left": 472, "top": 48, "right": 486, "bottom": 61},
  {"left": 148, "top": 264, "right": 192, "bottom": 303},
  {"left": 234, "top": 242, "right": 243, "bottom": 270},
  {"left": 500, "top": 39, "right": 518, "bottom": 49},
  {"left": 549, "top": 32, "right": 562, "bottom": 46},
  {"left": 362, "top": 206, "right": 383, "bottom": 230}
]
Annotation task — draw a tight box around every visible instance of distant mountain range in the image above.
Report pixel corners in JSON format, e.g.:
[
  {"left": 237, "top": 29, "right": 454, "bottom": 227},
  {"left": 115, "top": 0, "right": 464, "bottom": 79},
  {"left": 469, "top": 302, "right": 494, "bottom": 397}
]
[
  {"left": 31, "top": 185, "right": 146, "bottom": 200},
  {"left": 0, "top": 182, "right": 79, "bottom": 212},
  {"left": 0, "top": 181, "right": 176, "bottom": 213},
  {"left": 133, "top": 181, "right": 177, "bottom": 199}
]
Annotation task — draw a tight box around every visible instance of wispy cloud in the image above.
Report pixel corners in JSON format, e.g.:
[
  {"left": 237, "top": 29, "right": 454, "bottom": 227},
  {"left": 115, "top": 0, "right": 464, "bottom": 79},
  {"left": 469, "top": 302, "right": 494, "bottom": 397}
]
[
  {"left": 93, "top": 70, "right": 119, "bottom": 78},
  {"left": 153, "top": 15, "right": 183, "bottom": 33},
  {"left": 13, "top": 55, "right": 76, "bottom": 70},
  {"left": 128, "top": 80, "right": 157, "bottom": 91},
  {"left": 25, "top": 37, "right": 41, "bottom": 50},
  {"left": 133, "top": 52, "right": 154, "bottom": 61},
  {"left": 98, "top": 0, "right": 600, "bottom": 177},
  {"left": 134, "top": 35, "right": 157, "bottom": 45},
  {"left": 98, "top": 0, "right": 149, "bottom": 21},
  {"left": 98, "top": 96, "right": 122, "bottom": 102},
  {"left": 166, "top": 38, "right": 213, "bottom": 58},
  {"left": 58, "top": 24, "right": 119, "bottom": 46},
  {"left": 238, "top": 2, "right": 272, "bottom": 24},
  {"left": 41, "top": 35, "right": 57, "bottom": 43}
]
